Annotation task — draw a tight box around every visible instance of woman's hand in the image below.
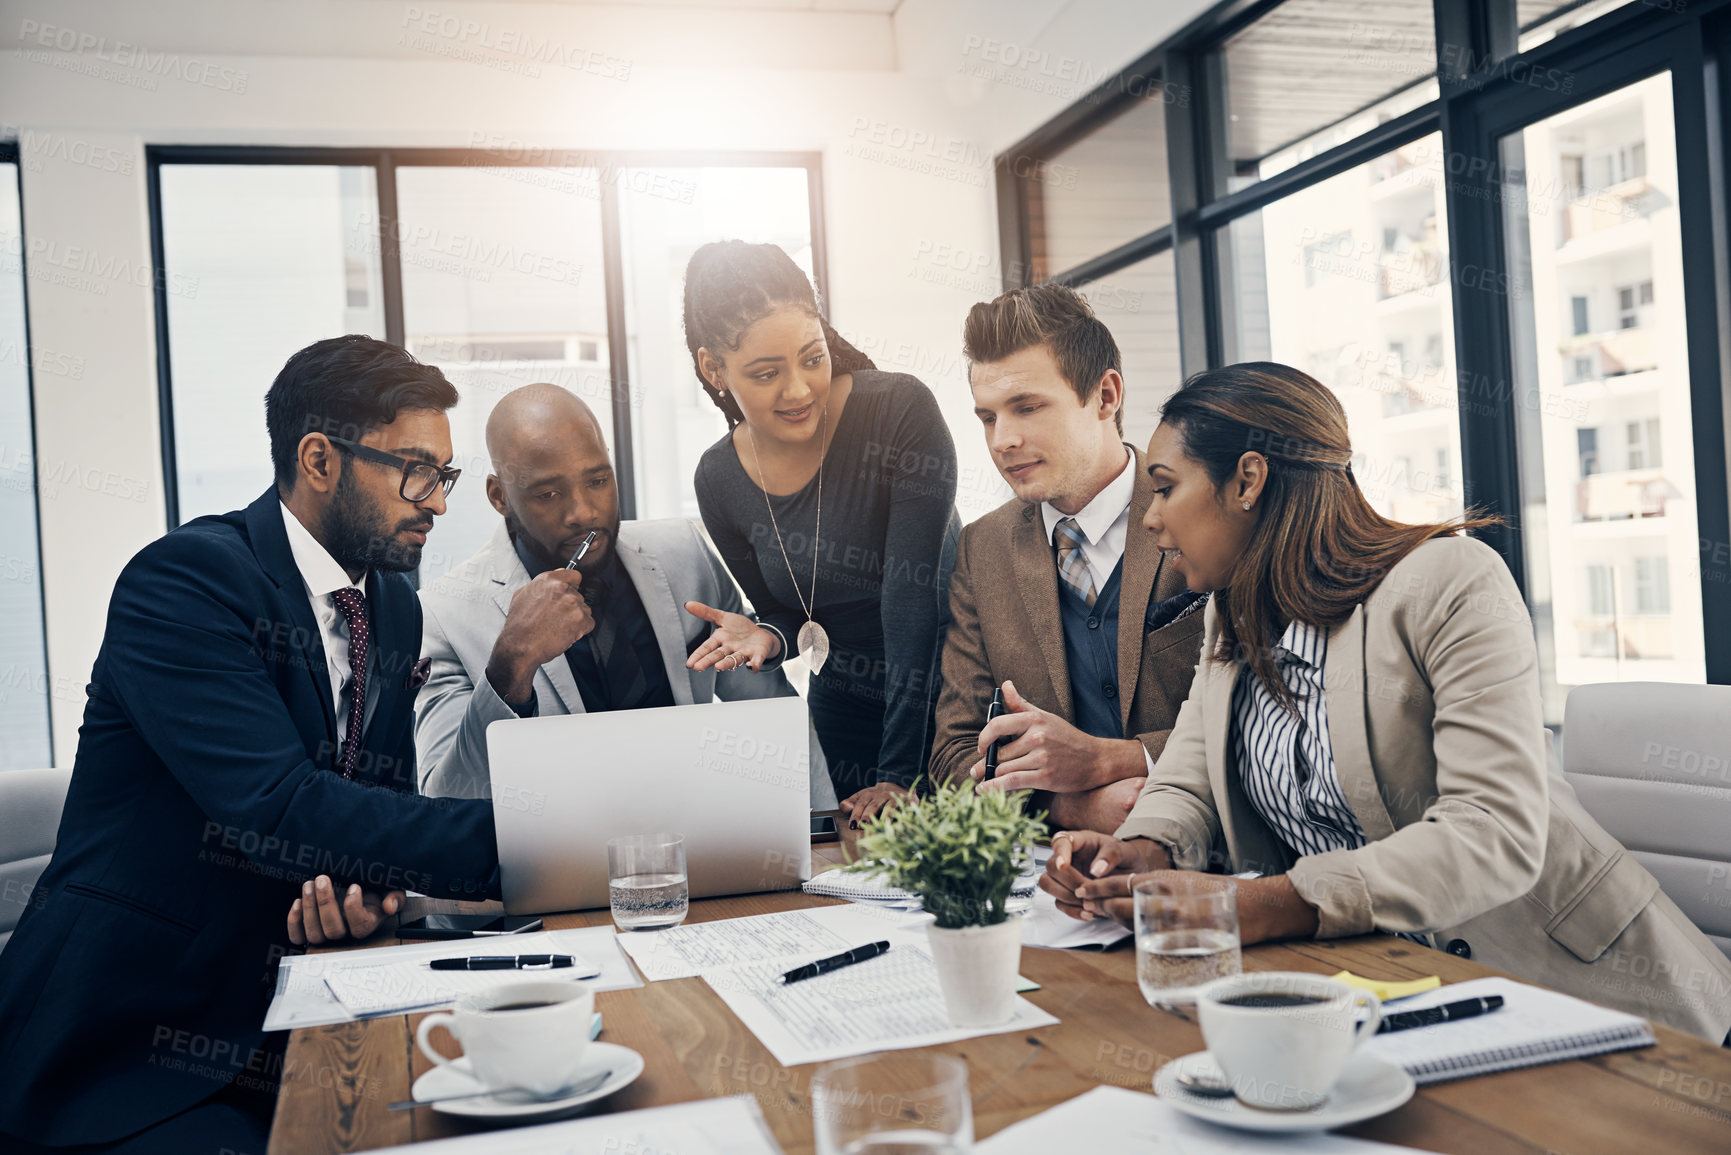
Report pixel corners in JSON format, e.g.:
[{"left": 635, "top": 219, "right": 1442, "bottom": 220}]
[
  {"left": 684, "top": 601, "right": 782, "bottom": 672},
  {"left": 1072, "top": 868, "right": 1321, "bottom": 942},
  {"left": 1039, "top": 831, "right": 1156, "bottom": 919},
  {"left": 839, "top": 782, "right": 913, "bottom": 829}
]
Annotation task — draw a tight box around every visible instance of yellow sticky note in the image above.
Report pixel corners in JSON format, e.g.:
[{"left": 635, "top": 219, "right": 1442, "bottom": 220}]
[{"left": 1332, "top": 970, "right": 1441, "bottom": 1001}]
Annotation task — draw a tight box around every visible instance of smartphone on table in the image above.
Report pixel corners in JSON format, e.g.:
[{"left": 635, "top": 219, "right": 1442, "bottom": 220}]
[{"left": 396, "top": 914, "right": 544, "bottom": 940}]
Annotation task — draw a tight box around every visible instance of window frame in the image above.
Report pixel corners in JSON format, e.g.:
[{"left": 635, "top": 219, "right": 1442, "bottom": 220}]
[
  {"left": 0, "top": 140, "right": 55, "bottom": 761},
  {"left": 995, "top": 0, "right": 1731, "bottom": 685},
  {"left": 145, "top": 145, "right": 827, "bottom": 527}
]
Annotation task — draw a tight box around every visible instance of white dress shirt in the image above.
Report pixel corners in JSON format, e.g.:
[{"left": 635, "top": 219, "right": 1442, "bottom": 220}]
[
  {"left": 279, "top": 502, "right": 376, "bottom": 737},
  {"left": 1039, "top": 443, "right": 1136, "bottom": 590}
]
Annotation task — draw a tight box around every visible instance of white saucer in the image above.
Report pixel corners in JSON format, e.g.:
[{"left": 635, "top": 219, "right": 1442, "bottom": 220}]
[
  {"left": 410, "top": 1042, "right": 644, "bottom": 1121},
  {"left": 1153, "top": 1050, "right": 1415, "bottom": 1133}
]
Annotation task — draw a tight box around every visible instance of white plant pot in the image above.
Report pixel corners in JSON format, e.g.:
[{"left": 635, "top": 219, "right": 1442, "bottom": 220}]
[{"left": 925, "top": 916, "right": 1023, "bottom": 1027}]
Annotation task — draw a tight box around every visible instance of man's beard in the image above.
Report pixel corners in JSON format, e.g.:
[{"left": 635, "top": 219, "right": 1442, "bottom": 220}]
[{"left": 323, "top": 473, "right": 430, "bottom": 574}]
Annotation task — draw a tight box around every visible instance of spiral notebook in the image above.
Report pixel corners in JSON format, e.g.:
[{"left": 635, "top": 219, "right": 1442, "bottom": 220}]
[{"left": 1363, "top": 976, "right": 1655, "bottom": 1084}]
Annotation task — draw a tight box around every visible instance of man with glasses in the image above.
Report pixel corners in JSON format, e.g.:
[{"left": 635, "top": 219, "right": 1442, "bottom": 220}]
[
  {"left": 0, "top": 336, "right": 501, "bottom": 1153},
  {"left": 414, "top": 383, "right": 824, "bottom": 802}
]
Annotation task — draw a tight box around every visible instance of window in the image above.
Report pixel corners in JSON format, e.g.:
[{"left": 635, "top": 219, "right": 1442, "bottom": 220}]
[
  {"left": 152, "top": 150, "right": 822, "bottom": 532},
  {"left": 1577, "top": 428, "right": 1599, "bottom": 477},
  {"left": 1028, "top": 94, "right": 1169, "bottom": 279},
  {"left": 1571, "top": 296, "right": 1590, "bottom": 336},
  {"left": 1634, "top": 555, "right": 1670, "bottom": 615},
  {"left": 1501, "top": 73, "right": 1703, "bottom": 698},
  {"left": 1213, "top": 0, "right": 1439, "bottom": 188},
  {"left": 1626, "top": 417, "right": 1660, "bottom": 471},
  {"left": 615, "top": 167, "right": 815, "bottom": 522},
  {"left": 1583, "top": 564, "right": 1615, "bottom": 615},
  {"left": 1219, "top": 134, "right": 1464, "bottom": 527},
  {"left": 1616, "top": 280, "right": 1653, "bottom": 329},
  {"left": 158, "top": 165, "right": 386, "bottom": 523},
  {"left": 1080, "top": 249, "right": 1180, "bottom": 451},
  {"left": 0, "top": 156, "right": 52, "bottom": 769},
  {"left": 393, "top": 164, "right": 608, "bottom": 580}
]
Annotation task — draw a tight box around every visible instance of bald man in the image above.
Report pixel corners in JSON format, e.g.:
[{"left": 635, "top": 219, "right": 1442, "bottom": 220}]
[{"left": 415, "top": 385, "right": 824, "bottom": 801}]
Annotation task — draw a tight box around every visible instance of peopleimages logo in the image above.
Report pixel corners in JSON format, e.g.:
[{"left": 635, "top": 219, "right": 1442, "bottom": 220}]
[{"left": 16, "top": 19, "right": 250, "bottom": 93}]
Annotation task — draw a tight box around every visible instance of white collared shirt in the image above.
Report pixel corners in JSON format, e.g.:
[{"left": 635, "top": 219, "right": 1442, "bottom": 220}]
[
  {"left": 1039, "top": 444, "right": 1136, "bottom": 594},
  {"left": 279, "top": 502, "right": 375, "bottom": 737}
]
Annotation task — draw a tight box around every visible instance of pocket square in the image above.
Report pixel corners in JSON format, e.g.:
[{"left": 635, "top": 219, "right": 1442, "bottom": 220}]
[{"left": 405, "top": 656, "right": 432, "bottom": 691}]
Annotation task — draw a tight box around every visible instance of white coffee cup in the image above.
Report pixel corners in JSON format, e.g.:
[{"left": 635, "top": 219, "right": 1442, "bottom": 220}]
[
  {"left": 1196, "top": 971, "right": 1382, "bottom": 1110},
  {"left": 415, "top": 980, "right": 593, "bottom": 1096}
]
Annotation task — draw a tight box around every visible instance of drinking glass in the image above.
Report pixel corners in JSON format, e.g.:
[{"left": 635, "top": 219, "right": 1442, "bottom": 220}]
[
  {"left": 607, "top": 833, "right": 688, "bottom": 931},
  {"left": 1134, "top": 875, "right": 1240, "bottom": 1006},
  {"left": 812, "top": 1053, "right": 972, "bottom": 1155}
]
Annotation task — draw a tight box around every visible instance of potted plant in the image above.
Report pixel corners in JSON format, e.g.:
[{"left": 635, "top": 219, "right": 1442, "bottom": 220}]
[{"left": 844, "top": 777, "right": 1047, "bottom": 1026}]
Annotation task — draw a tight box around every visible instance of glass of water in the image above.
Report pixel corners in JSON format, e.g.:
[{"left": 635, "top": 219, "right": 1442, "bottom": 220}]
[
  {"left": 812, "top": 1053, "right": 972, "bottom": 1155},
  {"left": 1134, "top": 875, "right": 1240, "bottom": 1007},
  {"left": 607, "top": 833, "right": 688, "bottom": 931}
]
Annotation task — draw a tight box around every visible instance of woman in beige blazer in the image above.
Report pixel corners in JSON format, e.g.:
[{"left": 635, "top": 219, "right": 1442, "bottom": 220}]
[{"left": 1043, "top": 362, "right": 1731, "bottom": 1043}]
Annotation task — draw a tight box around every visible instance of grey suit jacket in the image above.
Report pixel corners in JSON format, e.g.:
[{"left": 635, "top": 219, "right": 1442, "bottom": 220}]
[
  {"left": 416, "top": 519, "right": 830, "bottom": 804},
  {"left": 1119, "top": 535, "right": 1731, "bottom": 1042}
]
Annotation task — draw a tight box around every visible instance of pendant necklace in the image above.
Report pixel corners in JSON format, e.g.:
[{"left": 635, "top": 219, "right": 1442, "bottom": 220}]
[{"left": 744, "top": 407, "right": 830, "bottom": 673}]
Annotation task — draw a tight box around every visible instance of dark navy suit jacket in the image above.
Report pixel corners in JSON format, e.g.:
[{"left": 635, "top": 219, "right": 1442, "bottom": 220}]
[{"left": 0, "top": 489, "right": 501, "bottom": 1147}]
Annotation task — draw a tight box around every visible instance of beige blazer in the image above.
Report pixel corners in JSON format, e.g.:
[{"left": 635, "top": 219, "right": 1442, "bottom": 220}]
[
  {"left": 929, "top": 448, "right": 1204, "bottom": 788},
  {"left": 1118, "top": 535, "right": 1731, "bottom": 1042}
]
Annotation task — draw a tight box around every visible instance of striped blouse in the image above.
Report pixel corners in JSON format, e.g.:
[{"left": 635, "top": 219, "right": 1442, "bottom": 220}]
[{"left": 1229, "top": 620, "right": 1369, "bottom": 862}]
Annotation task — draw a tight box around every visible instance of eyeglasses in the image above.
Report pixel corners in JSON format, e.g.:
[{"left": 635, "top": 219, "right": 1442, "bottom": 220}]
[{"left": 326, "top": 436, "right": 461, "bottom": 502}]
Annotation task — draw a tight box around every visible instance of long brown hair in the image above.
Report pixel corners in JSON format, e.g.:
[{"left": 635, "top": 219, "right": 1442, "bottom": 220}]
[{"left": 1159, "top": 362, "right": 1498, "bottom": 703}]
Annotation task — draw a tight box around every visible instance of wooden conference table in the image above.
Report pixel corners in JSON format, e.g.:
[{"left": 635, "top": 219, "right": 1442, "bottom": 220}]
[{"left": 269, "top": 829, "right": 1731, "bottom": 1154}]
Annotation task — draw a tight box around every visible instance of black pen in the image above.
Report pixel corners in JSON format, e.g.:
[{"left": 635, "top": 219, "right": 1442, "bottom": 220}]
[
  {"left": 1377, "top": 994, "right": 1504, "bottom": 1033},
  {"left": 564, "top": 530, "right": 598, "bottom": 570},
  {"left": 983, "top": 686, "right": 1007, "bottom": 777},
  {"left": 429, "top": 954, "right": 576, "bottom": 971},
  {"left": 780, "top": 941, "right": 890, "bottom": 985}
]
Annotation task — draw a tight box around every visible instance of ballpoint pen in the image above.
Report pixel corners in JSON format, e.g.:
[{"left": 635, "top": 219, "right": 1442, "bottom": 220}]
[
  {"left": 428, "top": 954, "right": 577, "bottom": 971},
  {"left": 983, "top": 685, "right": 1007, "bottom": 777},
  {"left": 564, "top": 529, "right": 599, "bottom": 570},
  {"left": 1377, "top": 994, "right": 1505, "bottom": 1033},
  {"left": 780, "top": 941, "right": 890, "bottom": 985}
]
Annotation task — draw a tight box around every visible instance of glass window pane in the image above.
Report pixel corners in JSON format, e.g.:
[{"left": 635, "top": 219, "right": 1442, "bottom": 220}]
[
  {"left": 1500, "top": 73, "right": 1701, "bottom": 721},
  {"left": 1031, "top": 94, "right": 1169, "bottom": 279},
  {"left": 1215, "top": 0, "right": 1438, "bottom": 188},
  {"left": 1078, "top": 248, "right": 1180, "bottom": 453},
  {"left": 1518, "top": 0, "right": 1634, "bottom": 51},
  {"left": 161, "top": 166, "right": 385, "bottom": 522},
  {"left": 395, "top": 165, "right": 608, "bottom": 580},
  {"left": 1217, "top": 133, "right": 1464, "bottom": 528},
  {"left": 616, "top": 167, "right": 813, "bottom": 522},
  {"left": 0, "top": 163, "right": 51, "bottom": 769}
]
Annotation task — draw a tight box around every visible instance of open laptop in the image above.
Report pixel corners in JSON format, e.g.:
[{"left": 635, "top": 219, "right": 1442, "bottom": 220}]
[{"left": 486, "top": 697, "right": 813, "bottom": 915}]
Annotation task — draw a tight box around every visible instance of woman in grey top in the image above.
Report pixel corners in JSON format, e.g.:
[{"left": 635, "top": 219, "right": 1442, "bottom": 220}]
[{"left": 682, "top": 241, "right": 960, "bottom": 826}]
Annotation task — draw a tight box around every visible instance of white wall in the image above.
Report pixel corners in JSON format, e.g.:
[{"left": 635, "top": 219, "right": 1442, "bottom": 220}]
[{"left": 0, "top": 0, "right": 1211, "bottom": 761}]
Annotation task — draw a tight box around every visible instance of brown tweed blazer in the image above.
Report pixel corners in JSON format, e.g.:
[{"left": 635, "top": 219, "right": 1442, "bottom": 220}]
[{"left": 929, "top": 447, "right": 1205, "bottom": 786}]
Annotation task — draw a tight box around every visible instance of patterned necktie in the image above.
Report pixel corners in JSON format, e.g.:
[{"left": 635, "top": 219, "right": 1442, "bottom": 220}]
[
  {"left": 330, "top": 587, "right": 369, "bottom": 780},
  {"left": 1053, "top": 517, "right": 1097, "bottom": 608}
]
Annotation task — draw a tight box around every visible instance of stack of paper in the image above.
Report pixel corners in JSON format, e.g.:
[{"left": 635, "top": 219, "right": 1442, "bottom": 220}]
[
  {"left": 978, "top": 1086, "right": 1410, "bottom": 1153},
  {"left": 264, "top": 925, "right": 640, "bottom": 1030},
  {"left": 615, "top": 904, "right": 1058, "bottom": 1066},
  {"left": 366, "top": 1095, "right": 784, "bottom": 1154}
]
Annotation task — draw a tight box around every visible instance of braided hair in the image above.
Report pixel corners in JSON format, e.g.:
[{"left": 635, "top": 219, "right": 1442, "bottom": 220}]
[{"left": 682, "top": 240, "right": 876, "bottom": 429}]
